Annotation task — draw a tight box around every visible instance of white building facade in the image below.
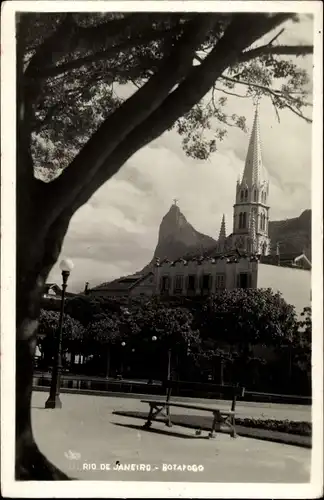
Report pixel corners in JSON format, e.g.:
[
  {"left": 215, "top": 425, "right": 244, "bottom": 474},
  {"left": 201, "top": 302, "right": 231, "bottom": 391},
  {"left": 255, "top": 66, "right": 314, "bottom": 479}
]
[{"left": 154, "top": 254, "right": 258, "bottom": 296}]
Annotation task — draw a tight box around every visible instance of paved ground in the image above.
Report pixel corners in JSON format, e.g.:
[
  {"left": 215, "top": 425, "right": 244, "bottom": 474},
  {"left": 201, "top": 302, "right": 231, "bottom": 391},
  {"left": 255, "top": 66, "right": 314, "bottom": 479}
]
[
  {"left": 32, "top": 392, "right": 311, "bottom": 483},
  {"left": 33, "top": 387, "right": 312, "bottom": 422}
]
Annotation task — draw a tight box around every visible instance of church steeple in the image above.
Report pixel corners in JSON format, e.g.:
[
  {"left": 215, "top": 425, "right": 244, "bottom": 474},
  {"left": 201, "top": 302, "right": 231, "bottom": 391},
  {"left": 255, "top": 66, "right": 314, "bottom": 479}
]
[
  {"left": 241, "top": 104, "right": 267, "bottom": 187},
  {"left": 217, "top": 214, "right": 227, "bottom": 252},
  {"left": 219, "top": 214, "right": 226, "bottom": 239},
  {"left": 231, "top": 104, "right": 271, "bottom": 255}
]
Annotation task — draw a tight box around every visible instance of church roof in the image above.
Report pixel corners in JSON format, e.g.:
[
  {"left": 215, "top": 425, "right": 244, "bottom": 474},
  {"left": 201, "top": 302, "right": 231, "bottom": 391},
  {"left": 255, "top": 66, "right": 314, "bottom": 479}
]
[
  {"left": 242, "top": 105, "right": 268, "bottom": 187},
  {"left": 91, "top": 272, "right": 154, "bottom": 292}
]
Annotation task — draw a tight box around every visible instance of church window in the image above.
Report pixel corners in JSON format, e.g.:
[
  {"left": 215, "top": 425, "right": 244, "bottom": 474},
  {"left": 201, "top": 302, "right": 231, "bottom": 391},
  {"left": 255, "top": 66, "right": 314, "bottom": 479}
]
[
  {"left": 240, "top": 190, "right": 244, "bottom": 201},
  {"left": 244, "top": 189, "right": 248, "bottom": 200},
  {"left": 174, "top": 275, "right": 183, "bottom": 292},
  {"left": 236, "top": 236, "right": 245, "bottom": 249},
  {"left": 237, "top": 273, "right": 252, "bottom": 289},
  {"left": 242, "top": 212, "right": 247, "bottom": 228},
  {"left": 239, "top": 212, "right": 243, "bottom": 228},
  {"left": 202, "top": 274, "right": 211, "bottom": 290},
  {"left": 260, "top": 213, "right": 266, "bottom": 230},
  {"left": 187, "top": 275, "right": 196, "bottom": 291},
  {"left": 161, "top": 276, "right": 169, "bottom": 292},
  {"left": 215, "top": 274, "right": 226, "bottom": 290},
  {"left": 253, "top": 190, "right": 257, "bottom": 202}
]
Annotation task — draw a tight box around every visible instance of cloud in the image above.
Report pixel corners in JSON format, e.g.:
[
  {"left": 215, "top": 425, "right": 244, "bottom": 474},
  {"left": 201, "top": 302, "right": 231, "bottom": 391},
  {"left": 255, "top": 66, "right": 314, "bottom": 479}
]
[{"left": 47, "top": 17, "right": 313, "bottom": 292}]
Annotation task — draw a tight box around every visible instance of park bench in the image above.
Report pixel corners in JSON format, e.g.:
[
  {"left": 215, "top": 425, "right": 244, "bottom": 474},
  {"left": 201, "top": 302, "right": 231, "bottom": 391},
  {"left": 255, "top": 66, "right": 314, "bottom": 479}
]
[{"left": 141, "top": 380, "right": 245, "bottom": 439}]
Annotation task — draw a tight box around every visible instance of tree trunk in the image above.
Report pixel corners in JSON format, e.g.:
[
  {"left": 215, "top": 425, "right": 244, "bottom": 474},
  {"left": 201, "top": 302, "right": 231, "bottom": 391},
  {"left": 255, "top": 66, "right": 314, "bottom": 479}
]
[
  {"left": 16, "top": 197, "right": 72, "bottom": 479},
  {"left": 16, "top": 271, "right": 71, "bottom": 480},
  {"left": 219, "top": 358, "right": 225, "bottom": 386},
  {"left": 105, "top": 346, "right": 110, "bottom": 379}
]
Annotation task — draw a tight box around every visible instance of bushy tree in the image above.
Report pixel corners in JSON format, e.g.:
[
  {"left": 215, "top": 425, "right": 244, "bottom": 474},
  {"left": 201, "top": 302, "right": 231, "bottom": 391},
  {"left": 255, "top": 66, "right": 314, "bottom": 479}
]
[
  {"left": 38, "top": 309, "right": 85, "bottom": 340},
  {"left": 12, "top": 8, "right": 313, "bottom": 478},
  {"left": 37, "top": 309, "right": 85, "bottom": 365},
  {"left": 132, "top": 300, "right": 199, "bottom": 350},
  {"left": 64, "top": 295, "right": 102, "bottom": 326},
  {"left": 85, "top": 314, "right": 120, "bottom": 344},
  {"left": 198, "top": 288, "right": 298, "bottom": 348},
  {"left": 293, "top": 306, "right": 312, "bottom": 374}
]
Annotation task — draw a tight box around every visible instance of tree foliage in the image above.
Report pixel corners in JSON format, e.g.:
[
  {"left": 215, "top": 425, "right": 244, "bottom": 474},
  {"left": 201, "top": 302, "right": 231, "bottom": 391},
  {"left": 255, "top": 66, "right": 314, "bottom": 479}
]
[
  {"left": 131, "top": 299, "right": 200, "bottom": 351},
  {"left": 19, "top": 12, "right": 312, "bottom": 183},
  {"left": 197, "top": 288, "right": 298, "bottom": 347},
  {"left": 85, "top": 314, "right": 121, "bottom": 344},
  {"left": 38, "top": 309, "right": 85, "bottom": 341},
  {"left": 293, "top": 306, "right": 312, "bottom": 371}
]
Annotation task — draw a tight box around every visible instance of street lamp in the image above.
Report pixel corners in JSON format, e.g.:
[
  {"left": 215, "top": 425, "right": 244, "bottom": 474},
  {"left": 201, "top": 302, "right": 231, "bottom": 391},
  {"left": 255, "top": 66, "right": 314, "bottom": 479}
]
[
  {"left": 116, "top": 341, "right": 126, "bottom": 379},
  {"left": 148, "top": 336, "right": 157, "bottom": 384},
  {"left": 45, "top": 258, "right": 74, "bottom": 409}
]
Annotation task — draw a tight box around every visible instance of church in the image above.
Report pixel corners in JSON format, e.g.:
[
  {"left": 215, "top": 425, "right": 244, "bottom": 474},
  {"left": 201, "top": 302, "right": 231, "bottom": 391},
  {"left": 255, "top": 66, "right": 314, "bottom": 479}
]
[
  {"left": 89, "top": 106, "right": 311, "bottom": 315},
  {"left": 152, "top": 106, "right": 311, "bottom": 314},
  {"left": 223, "top": 104, "right": 270, "bottom": 256}
]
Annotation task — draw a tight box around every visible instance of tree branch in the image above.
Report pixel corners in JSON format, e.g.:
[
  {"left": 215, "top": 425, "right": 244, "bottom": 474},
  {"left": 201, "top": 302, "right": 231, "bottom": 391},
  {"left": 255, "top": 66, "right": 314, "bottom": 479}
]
[
  {"left": 25, "top": 14, "right": 75, "bottom": 79},
  {"left": 25, "top": 13, "right": 157, "bottom": 79},
  {"left": 215, "top": 86, "right": 249, "bottom": 98},
  {"left": 29, "top": 26, "right": 181, "bottom": 80},
  {"left": 267, "top": 27, "right": 285, "bottom": 45},
  {"left": 281, "top": 101, "right": 313, "bottom": 123},
  {"left": 238, "top": 43, "right": 313, "bottom": 63},
  {"left": 43, "top": 15, "right": 217, "bottom": 225},
  {"left": 221, "top": 75, "right": 313, "bottom": 109},
  {"left": 55, "top": 13, "right": 296, "bottom": 217}
]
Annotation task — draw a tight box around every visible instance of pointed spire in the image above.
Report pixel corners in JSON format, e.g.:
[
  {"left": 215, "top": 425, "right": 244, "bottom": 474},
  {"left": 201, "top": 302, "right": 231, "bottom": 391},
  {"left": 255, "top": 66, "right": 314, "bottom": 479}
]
[
  {"left": 242, "top": 104, "right": 267, "bottom": 187},
  {"left": 219, "top": 214, "right": 226, "bottom": 239},
  {"left": 217, "top": 214, "right": 227, "bottom": 252}
]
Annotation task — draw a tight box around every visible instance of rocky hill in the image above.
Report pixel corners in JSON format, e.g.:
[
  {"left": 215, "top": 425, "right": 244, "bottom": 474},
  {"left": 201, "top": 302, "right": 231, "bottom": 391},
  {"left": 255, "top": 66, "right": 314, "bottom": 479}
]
[
  {"left": 147, "top": 206, "right": 311, "bottom": 265},
  {"left": 153, "top": 203, "right": 217, "bottom": 261},
  {"left": 268, "top": 209, "right": 311, "bottom": 258}
]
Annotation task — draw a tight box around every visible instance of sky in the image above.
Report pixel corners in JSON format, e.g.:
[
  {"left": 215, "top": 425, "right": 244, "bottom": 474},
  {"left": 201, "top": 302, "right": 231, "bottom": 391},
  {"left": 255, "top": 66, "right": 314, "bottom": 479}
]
[{"left": 48, "top": 14, "right": 314, "bottom": 293}]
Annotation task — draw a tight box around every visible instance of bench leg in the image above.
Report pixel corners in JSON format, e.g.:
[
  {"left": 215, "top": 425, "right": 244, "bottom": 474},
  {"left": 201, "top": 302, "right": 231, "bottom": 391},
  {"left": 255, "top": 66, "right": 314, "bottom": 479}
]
[
  {"left": 230, "top": 415, "right": 237, "bottom": 438},
  {"left": 165, "top": 405, "right": 172, "bottom": 427},
  {"left": 208, "top": 412, "right": 219, "bottom": 439},
  {"left": 143, "top": 405, "right": 154, "bottom": 429}
]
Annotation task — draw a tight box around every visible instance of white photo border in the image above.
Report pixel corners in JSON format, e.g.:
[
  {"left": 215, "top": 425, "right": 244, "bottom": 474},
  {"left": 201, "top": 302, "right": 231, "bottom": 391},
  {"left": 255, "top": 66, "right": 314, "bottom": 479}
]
[{"left": 1, "top": 1, "right": 323, "bottom": 498}]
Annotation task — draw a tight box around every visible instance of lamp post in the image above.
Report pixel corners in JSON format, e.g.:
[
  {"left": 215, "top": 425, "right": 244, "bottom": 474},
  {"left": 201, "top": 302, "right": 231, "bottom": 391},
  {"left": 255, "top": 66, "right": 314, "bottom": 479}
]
[
  {"left": 45, "top": 258, "right": 74, "bottom": 409},
  {"left": 119, "top": 341, "right": 126, "bottom": 378},
  {"left": 167, "top": 348, "right": 172, "bottom": 380},
  {"left": 147, "top": 335, "right": 157, "bottom": 384}
]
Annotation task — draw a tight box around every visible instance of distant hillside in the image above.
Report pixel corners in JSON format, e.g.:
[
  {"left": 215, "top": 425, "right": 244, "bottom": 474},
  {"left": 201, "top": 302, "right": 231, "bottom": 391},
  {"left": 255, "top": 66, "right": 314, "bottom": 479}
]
[{"left": 268, "top": 209, "right": 311, "bottom": 258}]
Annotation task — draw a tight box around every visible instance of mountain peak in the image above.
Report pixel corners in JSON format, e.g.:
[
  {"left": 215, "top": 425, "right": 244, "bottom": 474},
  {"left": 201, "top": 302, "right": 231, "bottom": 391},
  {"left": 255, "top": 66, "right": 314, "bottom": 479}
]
[
  {"left": 160, "top": 202, "right": 188, "bottom": 234},
  {"left": 153, "top": 203, "right": 217, "bottom": 261}
]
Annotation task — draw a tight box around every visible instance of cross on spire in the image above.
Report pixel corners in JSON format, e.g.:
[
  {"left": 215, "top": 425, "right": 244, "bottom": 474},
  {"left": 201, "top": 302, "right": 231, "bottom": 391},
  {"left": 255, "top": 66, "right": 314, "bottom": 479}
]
[{"left": 173, "top": 198, "right": 178, "bottom": 206}]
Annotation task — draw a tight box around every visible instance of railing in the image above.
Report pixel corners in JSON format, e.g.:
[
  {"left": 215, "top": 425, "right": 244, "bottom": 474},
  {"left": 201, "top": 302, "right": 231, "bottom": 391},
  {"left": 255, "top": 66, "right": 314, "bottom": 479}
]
[
  {"left": 244, "top": 390, "right": 311, "bottom": 406},
  {"left": 33, "top": 372, "right": 311, "bottom": 405},
  {"left": 33, "top": 372, "right": 163, "bottom": 396}
]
